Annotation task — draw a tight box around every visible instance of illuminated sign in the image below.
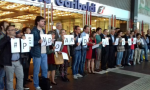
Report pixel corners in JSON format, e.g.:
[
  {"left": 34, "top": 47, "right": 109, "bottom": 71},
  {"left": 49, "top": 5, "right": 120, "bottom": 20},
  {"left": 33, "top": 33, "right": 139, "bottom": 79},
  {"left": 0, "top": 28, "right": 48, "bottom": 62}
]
[
  {"left": 97, "top": 6, "right": 105, "bottom": 14},
  {"left": 55, "top": 0, "right": 96, "bottom": 12}
]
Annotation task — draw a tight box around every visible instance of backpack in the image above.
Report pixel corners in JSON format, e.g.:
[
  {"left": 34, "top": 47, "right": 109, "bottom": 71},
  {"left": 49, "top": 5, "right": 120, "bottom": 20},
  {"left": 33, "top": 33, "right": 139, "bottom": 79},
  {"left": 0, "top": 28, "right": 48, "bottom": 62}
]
[{"left": 39, "top": 77, "right": 51, "bottom": 90}]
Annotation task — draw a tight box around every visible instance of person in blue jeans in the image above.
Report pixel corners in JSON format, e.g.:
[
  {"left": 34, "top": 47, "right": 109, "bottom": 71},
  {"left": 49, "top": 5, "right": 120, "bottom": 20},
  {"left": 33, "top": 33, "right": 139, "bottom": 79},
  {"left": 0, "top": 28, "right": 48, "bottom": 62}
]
[
  {"left": 72, "top": 26, "right": 83, "bottom": 79},
  {"left": 31, "top": 16, "right": 48, "bottom": 90},
  {"left": 80, "top": 25, "right": 89, "bottom": 77},
  {"left": 140, "top": 32, "right": 149, "bottom": 62},
  {"left": 116, "top": 31, "right": 125, "bottom": 67}
]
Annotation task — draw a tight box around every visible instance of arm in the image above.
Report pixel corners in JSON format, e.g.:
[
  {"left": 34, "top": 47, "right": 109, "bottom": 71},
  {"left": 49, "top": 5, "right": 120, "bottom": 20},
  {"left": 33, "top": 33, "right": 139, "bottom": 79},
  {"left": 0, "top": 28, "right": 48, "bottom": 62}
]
[
  {"left": 46, "top": 46, "right": 54, "bottom": 54},
  {"left": 31, "top": 30, "right": 39, "bottom": 46},
  {"left": 0, "top": 36, "right": 10, "bottom": 50}
]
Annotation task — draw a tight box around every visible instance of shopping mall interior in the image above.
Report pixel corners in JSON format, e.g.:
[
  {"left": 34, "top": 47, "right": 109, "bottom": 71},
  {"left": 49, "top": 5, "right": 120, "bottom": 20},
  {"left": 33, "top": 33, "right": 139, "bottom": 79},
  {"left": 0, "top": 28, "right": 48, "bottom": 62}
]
[{"left": 0, "top": 1, "right": 128, "bottom": 33}]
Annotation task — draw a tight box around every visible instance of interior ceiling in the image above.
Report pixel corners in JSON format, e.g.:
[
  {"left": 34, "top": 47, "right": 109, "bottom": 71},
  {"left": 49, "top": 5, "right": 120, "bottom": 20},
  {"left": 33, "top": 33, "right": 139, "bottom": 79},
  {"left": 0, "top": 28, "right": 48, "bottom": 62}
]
[
  {"left": 0, "top": 1, "right": 126, "bottom": 24},
  {"left": 0, "top": 1, "right": 83, "bottom": 23}
]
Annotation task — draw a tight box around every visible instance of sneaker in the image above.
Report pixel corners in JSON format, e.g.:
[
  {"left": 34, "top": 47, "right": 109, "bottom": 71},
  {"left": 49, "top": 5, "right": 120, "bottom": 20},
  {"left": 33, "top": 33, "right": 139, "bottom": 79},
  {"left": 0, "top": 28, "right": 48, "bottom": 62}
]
[
  {"left": 50, "top": 85, "right": 52, "bottom": 89},
  {"left": 73, "top": 75, "right": 78, "bottom": 79},
  {"left": 36, "top": 86, "right": 41, "bottom": 90},
  {"left": 24, "top": 86, "right": 30, "bottom": 90},
  {"left": 76, "top": 74, "right": 83, "bottom": 78},
  {"left": 138, "top": 62, "right": 141, "bottom": 64},
  {"left": 128, "top": 63, "right": 131, "bottom": 66}
]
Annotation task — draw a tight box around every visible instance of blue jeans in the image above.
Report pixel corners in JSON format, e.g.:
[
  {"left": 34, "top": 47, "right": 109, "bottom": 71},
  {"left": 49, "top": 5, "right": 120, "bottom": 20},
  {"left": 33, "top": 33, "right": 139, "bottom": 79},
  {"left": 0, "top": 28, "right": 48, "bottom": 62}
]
[
  {"left": 116, "top": 52, "right": 124, "bottom": 65},
  {"left": 140, "top": 45, "right": 148, "bottom": 61},
  {"left": 128, "top": 50, "right": 134, "bottom": 61},
  {"left": 72, "top": 50, "right": 81, "bottom": 75},
  {"left": 33, "top": 54, "right": 48, "bottom": 88},
  {"left": 79, "top": 49, "right": 87, "bottom": 75},
  {"left": 0, "top": 68, "right": 5, "bottom": 89}
]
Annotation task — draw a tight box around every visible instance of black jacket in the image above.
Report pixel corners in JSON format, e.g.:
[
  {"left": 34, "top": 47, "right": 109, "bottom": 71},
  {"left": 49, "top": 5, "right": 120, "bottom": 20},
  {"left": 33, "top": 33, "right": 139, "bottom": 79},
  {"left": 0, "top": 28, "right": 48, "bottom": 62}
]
[
  {"left": 123, "top": 34, "right": 130, "bottom": 49},
  {"left": 0, "top": 36, "right": 12, "bottom": 66},
  {"left": 108, "top": 34, "right": 116, "bottom": 46}
]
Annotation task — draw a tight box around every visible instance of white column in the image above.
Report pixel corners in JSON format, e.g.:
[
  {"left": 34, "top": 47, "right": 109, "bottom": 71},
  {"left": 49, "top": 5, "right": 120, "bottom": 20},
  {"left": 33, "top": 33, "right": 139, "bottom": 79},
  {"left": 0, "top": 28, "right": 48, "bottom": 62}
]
[{"left": 109, "top": 16, "right": 111, "bottom": 30}]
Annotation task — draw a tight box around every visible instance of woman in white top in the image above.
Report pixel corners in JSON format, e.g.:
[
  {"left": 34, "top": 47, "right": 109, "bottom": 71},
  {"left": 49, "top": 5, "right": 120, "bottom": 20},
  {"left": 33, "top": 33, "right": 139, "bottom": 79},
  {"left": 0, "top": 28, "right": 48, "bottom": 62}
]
[{"left": 134, "top": 33, "right": 144, "bottom": 65}]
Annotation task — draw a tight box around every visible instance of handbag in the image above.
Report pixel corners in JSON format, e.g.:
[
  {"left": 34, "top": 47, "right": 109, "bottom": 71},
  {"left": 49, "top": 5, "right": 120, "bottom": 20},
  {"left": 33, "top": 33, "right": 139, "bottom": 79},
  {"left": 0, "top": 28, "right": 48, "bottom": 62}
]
[
  {"left": 139, "top": 44, "right": 145, "bottom": 49},
  {"left": 54, "top": 52, "right": 64, "bottom": 65}
]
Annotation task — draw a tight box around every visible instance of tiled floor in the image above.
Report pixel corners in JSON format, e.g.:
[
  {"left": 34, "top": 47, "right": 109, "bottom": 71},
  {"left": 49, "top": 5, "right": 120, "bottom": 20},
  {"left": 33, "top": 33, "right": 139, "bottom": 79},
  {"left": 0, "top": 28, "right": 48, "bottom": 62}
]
[{"left": 13, "top": 61, "right": 150, "bottom": 90}]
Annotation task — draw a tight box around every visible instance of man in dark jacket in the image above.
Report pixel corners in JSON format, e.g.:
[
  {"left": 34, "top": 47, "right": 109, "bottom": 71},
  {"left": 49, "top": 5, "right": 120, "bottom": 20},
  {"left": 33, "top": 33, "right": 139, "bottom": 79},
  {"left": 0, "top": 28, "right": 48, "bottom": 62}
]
[
  {"left": 0, "top": 21, "right": 9, "bottom": 90},
  {"left": 31, "top": 16, "right": 48, "bottom": 90},
  {"left": 0, "top": 25, "right": 24, "bottom": 90},
  {"left": 100, "top": 29, "right": 110, "bottom": 70},
  {"left": 122, "top": 30, "right": 131, "bottom": 66},
  {"left": 108, "top": 30, "right": 116, "bottom": 68}
]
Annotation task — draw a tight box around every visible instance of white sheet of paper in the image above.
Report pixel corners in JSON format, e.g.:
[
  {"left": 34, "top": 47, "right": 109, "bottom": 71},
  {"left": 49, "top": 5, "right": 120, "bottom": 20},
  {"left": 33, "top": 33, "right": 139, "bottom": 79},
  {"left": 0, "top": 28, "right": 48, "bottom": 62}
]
[
  {"left": 25, "top": 34, "right": 34, "bottom": 47},
  {"left": 55, "top": 41, "right": 62, "bottom": 52},
  {"left": 69, "top": 35, "right": 75, "bottom": 45},
  {"left": 82, "top": 36, "right": 88, "bottom": 45},
  {"left": 102, "top": 39, "right": 106, "bottom": 47},
  {"left": 78, "top": 38, "right": 82, "bottom": 44},
  {"left": 133, "top": 38, "right": 136, "bottom": 44},
  {"left": 11, "top": 38, "right": 20, "bottom": 53},
  {"left": 128, "top": 39, "right": 132, "bottom": 46},
  {"left": 62, "top": 52, "right": 69, "bottom": 60},
  {"left": 40, "top": 34, "right": 47, "bottom": 46},
  {"left": 64, "top": 35, "right": 70, "bottom": 45},
  {"left": 92, "top": 44, "right": 99, "bottom": 49},
  {"left": 46, "top": 34, "right": 52, "bottom": 46},
  {"left": 115, "top": 38, "right": 119, "bottom": 45},
  {"left": 122, "top": 38, "right": 125, "bottom": 45},
  {"left": 21, "top": 39, "right": 30, "bottom": 53},
  {"left": 105, "top": 38, "right": 109, "bottom": 45},
  {"left": 86, "top": 34, "right": 89, "bottom": 38},
  {"left": 64, "top": 35, "right": 75, "bottom": 45}
]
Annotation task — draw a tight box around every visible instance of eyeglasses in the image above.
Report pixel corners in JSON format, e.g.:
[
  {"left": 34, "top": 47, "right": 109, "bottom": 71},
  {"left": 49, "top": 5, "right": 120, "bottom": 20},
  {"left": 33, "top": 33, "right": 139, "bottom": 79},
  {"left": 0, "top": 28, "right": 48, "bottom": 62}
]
[{"left": 8, "top": 29, "right": 16, "bottom": 32}]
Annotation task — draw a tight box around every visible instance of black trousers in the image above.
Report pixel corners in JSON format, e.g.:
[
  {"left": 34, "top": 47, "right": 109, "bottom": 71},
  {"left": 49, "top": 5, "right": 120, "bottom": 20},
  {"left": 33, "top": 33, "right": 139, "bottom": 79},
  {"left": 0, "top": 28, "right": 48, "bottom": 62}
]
[
  {"left": 122, "top": 49, "right": 131, "bottom": 65},
  {"left": 101, "top": 46, "right": 109, "bottom": 70},
  {"left": 23, "top": 55, "right": 32, "bottom": 86},
  {"left": 108, "top": 46, "right": 115, "bottom": 68}
]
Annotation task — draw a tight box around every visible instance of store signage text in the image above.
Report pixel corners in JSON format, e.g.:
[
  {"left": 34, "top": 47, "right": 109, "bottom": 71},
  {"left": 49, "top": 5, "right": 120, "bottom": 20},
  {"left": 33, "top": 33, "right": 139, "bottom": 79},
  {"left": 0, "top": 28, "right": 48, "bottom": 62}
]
[
  {"left": 55, "top": 0, "right": 96, "bottom": 12},
  {"left": 97, "top": 6, "right": 105, "bottom": 14},
  {"left": 31, "top": 0, "right": 51, "bottom": 4}
]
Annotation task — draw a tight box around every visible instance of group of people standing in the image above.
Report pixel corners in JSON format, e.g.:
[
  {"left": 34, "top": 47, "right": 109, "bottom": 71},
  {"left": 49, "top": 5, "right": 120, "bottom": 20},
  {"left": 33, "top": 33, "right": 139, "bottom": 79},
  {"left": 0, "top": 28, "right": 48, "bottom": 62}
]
[{"left": 0, "top": 15, "right": 149, "bottom": 90}]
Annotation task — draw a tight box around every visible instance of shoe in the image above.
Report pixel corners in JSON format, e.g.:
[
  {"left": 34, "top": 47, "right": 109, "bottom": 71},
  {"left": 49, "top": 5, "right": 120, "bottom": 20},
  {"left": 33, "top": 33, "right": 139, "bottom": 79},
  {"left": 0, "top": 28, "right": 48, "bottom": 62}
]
[
  {"left": 138, "top": 62, "right": 141, "bottom": 64},
  {"left": 51, "top": 82, "right": 57, "bottom": 85},
  {"left": 50, "top": 86, "right": 52, "bottom": 89},
  {"left": 64, "top": 76, "right": 69, "bottom": 82},
  {"left": 76, "top": 74, "right": 83, "bottom": 78},
  {"left": 24, "top": 86, "right": 30, "bottom": 90},
  {"left": 35, "top": 86, "right": 41, "bottom": 90},
  {"left": 119, "top": 65, "right": 124, "bottom": 68},
  {"left": 73, "top": 75, "right": 78, "bottom": 79},
  {"left": 61, "top": 76, "right": 67, "bottom": 82},
  {"left": 82, "top": 73, "right": 87, "bottom": 77},
  {"left": 95, "top": 69, "right": 101, "bottom": 72},
  {"left": 128, "top": 63, "right": 131, "bottom": 66},
  {"left": 26, "top": 79, "right": 32, "bottom": 82}
]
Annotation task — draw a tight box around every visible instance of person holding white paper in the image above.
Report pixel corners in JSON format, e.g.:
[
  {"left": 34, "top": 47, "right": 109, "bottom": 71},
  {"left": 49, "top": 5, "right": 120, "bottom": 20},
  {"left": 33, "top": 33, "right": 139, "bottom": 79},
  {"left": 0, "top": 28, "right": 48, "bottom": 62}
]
[
  {"left": 57, "top": 29, "right": 70, "bottom": 82},
  {"left": 128, "top": 31, "right": 135, "bottom": 62},
  {"left": 0, "top": 25, "right": 24, "bottom": 90},
  {"left": 80, "top": 25, "right": 89, "bottom": 76},
  {"left": 108, "top": 30, "right": 116, "bottom": 68},
  {"left": 86, "top": 32, "right": 96, "bottom": 74},
  {"left": 21, "top": 27, "right": 32, "bottom": 89},
  {"left": 100, "top": 29, "right": 110, "bottom": 71},
  {"left": 95, "top": 27, "right": 102, "bottom": 72},
  {"left": 71, "top": 26, "right": 83, "bottom": 79},
  {"left": 122, "top": 30, "right": 131, "bottom": 66},
  {"left": 46, "top": 31, "right": 57, "bottom": 85},
  {"left": 116, "top": 31, "right": 125, "bottom": 67},
  {"left": 31, "top": 16, "right": 48, "bottom": 90}
]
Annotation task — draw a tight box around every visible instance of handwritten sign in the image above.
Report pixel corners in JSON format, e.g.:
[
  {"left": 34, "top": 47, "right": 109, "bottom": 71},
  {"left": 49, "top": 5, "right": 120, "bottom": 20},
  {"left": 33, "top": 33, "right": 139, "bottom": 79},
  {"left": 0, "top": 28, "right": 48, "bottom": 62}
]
[
  {"left": 11, "top": 38, "right": 20, "bottom": 53},
  {"left": 25, "top": 34, "right": 34, "bottom": 47},
  {"left": 21, "top": 39, "right": 30, "bottom": 53},
  {"left": 55, "top": 41, "right": 62, "bottom": 52}
]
